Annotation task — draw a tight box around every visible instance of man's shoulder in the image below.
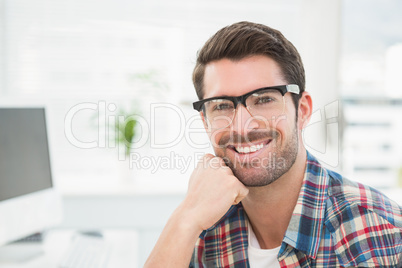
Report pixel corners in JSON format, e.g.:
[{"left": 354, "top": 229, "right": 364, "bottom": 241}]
[
  {"left": 323, "top": 169, "right": 402, "bottom": 266},
  {"left": 325, "top": 169, "right": 402, "bottom": 228},
  {"left": 306, "top": 152, "right": 401, "bottom": 227}
]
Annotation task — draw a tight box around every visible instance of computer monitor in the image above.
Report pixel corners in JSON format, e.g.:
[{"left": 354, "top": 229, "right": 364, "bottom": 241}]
[{"left": 0, "top": 107, "right": 62, "bottom": 246}]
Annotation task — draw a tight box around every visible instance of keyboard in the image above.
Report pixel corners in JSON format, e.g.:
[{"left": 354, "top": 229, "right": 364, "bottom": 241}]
[
  {"left": 12, "top": 232, "right": 44, "bottom": 243},
  {"left": 59, "top": 234, "right": 111, "bottom": 268}
]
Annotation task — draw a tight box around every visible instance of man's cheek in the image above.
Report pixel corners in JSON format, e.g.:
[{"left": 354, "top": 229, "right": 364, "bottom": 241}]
[{"left": 209, "top": 129, "right": 227, "bottom": 148}]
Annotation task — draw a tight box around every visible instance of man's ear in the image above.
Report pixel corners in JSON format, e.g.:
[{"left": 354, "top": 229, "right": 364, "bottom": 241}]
[{"left": 298, "top": 91, "right": 313, "bottom": 129}]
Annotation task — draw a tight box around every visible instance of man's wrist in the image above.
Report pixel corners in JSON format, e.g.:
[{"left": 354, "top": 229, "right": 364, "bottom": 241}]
[{"left": 173, "top": 203, "right": 205, "bottom": 237}]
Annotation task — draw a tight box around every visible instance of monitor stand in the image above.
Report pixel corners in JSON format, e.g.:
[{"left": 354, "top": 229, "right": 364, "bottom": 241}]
[{"left": 0, "top": 233, "right": 44, "bottom": 263}]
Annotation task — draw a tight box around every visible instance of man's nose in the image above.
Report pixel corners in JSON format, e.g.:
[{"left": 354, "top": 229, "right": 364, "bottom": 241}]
[{"left": 230, "top": 104, "right": 259, "bottom": 134}]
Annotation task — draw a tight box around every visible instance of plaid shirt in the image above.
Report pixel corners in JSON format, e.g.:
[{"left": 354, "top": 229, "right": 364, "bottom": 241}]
[{"left": 190, "top": 152, "right": 402, "bottom": 267}]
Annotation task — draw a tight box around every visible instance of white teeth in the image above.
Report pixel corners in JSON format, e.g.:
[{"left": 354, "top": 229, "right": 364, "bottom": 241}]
[{"left": 235, "top": 143, "right": 265, "bottom": 154}]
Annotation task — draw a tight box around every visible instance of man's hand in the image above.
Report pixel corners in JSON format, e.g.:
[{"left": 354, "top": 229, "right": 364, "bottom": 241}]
[
  {"left": 181, "top": 154, "right": 249, "bottom": 231},
  {"left": 144, "top": 154, "right": 249, "bottom": 268}
]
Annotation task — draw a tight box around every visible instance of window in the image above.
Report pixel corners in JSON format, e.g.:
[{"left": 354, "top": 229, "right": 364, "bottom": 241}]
[{"left": 341, "top": 0, "right": 402, "bottom": 192}]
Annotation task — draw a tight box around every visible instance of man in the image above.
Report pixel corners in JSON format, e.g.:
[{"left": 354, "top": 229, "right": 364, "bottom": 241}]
[{"left": 145, "top": 21, "right": 402, "bottom": 267}]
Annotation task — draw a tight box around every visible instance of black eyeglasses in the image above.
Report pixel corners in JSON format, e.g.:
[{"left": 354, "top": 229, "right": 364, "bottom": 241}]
[{"left": 193, "top": 84, "right": 300, "bottom": 129}]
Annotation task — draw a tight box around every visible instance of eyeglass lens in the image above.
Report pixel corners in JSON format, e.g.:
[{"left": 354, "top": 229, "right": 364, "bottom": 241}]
[{"left": 203, "top": 89, "right": 285, "bottom": 129}]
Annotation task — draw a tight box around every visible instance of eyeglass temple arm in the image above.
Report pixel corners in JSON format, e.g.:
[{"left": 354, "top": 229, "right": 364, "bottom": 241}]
[{"left": 286, "top": 84, "right": 300, "bottom": 94}]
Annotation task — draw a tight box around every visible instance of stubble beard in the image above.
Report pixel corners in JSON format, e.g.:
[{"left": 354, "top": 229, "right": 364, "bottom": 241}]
[{"left": 218, "top": 126, "right": 299, "bottom": 187}]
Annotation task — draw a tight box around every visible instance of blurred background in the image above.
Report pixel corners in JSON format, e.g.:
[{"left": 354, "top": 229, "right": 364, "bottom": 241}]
[{"left": 1, "top": 0, "right": 401, "bottom": 266}]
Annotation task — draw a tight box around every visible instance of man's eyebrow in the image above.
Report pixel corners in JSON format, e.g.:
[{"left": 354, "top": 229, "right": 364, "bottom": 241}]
[
  {"left": 214, "top": 94, "right": 233, "bottom": 98},
  {"left": 204, "top": 93, "right": 234, "bottom": 99},
  {"left": 207, "top": 86, "right": 276, "bottom": 99},
  {"left": 212, "top": 90, "right": 252, "bottom": 98},
  {"left": 206, "top": 87, "right": 271, "bottom": 99}
]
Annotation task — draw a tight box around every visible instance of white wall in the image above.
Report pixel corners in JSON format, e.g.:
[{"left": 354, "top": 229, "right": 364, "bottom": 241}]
[{"left": 298, "top": 0, "right": 342, "bottom": 172}]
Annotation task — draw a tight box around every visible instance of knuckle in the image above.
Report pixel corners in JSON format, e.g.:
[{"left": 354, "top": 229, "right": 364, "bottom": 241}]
[
  {"left": 208, "top": 157, "right": 223, "bottom": 169},
  {"left": 203, "top": 153, "right": 215, "bottom": 160},
  {"left": 200, "top": 154, "right": 214, "bottom": 165}
]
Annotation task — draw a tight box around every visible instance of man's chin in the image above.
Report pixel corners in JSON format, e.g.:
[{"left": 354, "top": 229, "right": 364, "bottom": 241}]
[
  {"left": 229, "top": 165, "right": 274, "bottom": 187},
  {"left": 225, "top": 152, "right": 293, "bottom": 187}
]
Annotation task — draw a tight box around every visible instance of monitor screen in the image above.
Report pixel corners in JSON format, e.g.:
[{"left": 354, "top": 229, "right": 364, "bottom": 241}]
[{"left": 0, "top": 108, "right": 53, "bottom": 202}]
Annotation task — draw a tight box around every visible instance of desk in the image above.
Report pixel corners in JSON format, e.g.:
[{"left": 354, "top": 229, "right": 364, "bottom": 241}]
[
  {"left": 0, "top": 229, "right": 138, "bottom": 268},
  {"left": 59, "top": 178, "right": 186, "bottom": 266}
]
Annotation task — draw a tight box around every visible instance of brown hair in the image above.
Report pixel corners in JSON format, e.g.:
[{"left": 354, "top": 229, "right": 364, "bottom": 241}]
[{"left": 192, "top": 21, "right": 305, "bottom": 108}]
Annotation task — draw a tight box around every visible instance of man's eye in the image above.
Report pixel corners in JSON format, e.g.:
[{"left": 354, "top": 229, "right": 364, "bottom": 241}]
[
  {"left": 255, "top": 97, "right": 274, "bottom": 105},
  {"left": 214, "top": 103, "right": 233, "bottom": 111}
]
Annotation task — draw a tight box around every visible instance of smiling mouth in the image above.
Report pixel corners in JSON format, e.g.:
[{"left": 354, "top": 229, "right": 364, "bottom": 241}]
[{"left": 228, "top": 140, "right": 272, "bottom": 154}]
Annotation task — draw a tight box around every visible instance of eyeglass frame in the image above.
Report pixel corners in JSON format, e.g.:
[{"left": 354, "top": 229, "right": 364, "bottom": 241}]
[{"left": 192, "top": 84, "right": 300, "bottom": 113}]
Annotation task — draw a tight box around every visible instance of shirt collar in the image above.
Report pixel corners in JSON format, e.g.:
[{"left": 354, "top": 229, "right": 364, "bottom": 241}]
[
  {"left": 279, "top": 151, "right": 330, "bottom": 260},
  {"left": 200, "top": 151, "right": 330, "bottom": 260}
]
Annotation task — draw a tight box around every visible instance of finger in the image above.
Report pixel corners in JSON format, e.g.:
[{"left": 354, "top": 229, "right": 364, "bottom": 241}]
[
  {"left": 233, "top": 186, "right": 249, "bottom": 204},
  {"left": 206, "top": 156, "right": 225, "bottom": 170},
  {"left": 195, "top": 154, "right": 215, "bottom": 170},
  {"left": 216, "top": 157, "right": 227, "bottom": 167},
  {"left": 203, "top": 153, "right": 215, "bottom": 162},
  {"left": 201, "top": 154, "right": 226, "bottom": 167},
  {"left": 219, "top": 164, "right": 233, "bottom": 175}
]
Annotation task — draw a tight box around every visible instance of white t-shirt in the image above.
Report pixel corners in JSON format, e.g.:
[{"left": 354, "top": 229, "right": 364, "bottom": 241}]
[{"left": 248, "top": 224, "right": 281, "bottom": 268}]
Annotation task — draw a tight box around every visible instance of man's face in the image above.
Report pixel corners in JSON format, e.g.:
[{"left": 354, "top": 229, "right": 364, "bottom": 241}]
[{"left": 202, "top": 55, "right": 300, "bottom": 187}]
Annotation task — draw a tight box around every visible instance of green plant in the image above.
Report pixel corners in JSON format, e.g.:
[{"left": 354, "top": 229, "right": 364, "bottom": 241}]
[{"left": 113, "top": 107, "right": 140, "bottom": 157}]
